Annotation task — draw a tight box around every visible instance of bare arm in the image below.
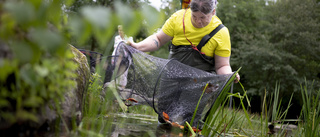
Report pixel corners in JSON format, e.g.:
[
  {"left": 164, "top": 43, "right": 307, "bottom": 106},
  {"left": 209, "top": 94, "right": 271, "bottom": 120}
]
[
  {"left": 129, "top": 30, "right": 172, "bottom": 52},
  {"left": 215, "top": 54, "right": 240, "bottom": 83},
  {"left": 215, "top": 55, "right": 232, "bottom": 74}
]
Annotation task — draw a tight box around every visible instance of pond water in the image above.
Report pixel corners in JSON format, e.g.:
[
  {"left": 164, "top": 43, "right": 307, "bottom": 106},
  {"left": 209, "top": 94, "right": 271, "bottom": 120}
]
[
  {"left": 105, "top": 113, "right": 185, "bottom": 137},
  {"left": 35, "top": 113, "right": 186, "bottom": 137}
]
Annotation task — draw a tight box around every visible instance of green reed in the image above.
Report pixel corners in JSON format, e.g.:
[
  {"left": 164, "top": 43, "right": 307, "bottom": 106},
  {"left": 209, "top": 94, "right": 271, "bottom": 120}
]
[
  {"left": 295, "top": 79, "right": 320, "bottom": 137},
  {"left": 201, "top": 72, "right": 298, "bottom": 136},
  {"left": 201, "top": 68, "right": 254, "bottom": 136}
]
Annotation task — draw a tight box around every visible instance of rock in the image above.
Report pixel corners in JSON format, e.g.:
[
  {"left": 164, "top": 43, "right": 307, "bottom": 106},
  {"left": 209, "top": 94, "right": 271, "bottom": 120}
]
[
  {"left": 35, "top": 45, "right": 91, "bottom": 134},
  {"left": 64, "top": 45, "right": 90, "bottom": 121},
  {"left": 35, "top": 45, "right": 90, "bottom": 134},
  {"left": 268, "top": 123, "right": 298, "bottom": 136}
]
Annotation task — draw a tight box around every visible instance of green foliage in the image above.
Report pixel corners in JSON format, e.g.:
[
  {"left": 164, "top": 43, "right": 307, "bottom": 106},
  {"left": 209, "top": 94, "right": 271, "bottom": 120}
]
[
  {"left": 84, "top": 73, "right": 105, "bottom": 117},
  {"left": 0, "top": 0, "right": 77, "bottom": 124},
  {"left": 202, "top": 68, "right": 251, "bottom": 136},
  {"left": 217, "top": 0, "right": 269, "bottom": 47},
  {"left": 67, "top": 0, "right": 166, "bottom": 55},
  {"left": 267, "top": 0, "right": 320, "bottom": 88},
  {"left": 297, "top": 80, "right": 320, "bottom": 136},
  {"left": 269, "top": 83, "right": 293, "bottom": 124},
  {"left": 264, "top": 83, "right": 294, "bottom": 136},
  {"left": 202, "top": 79, "right": 296, "bottom": 136},
  {"left": 3, "top": 0, "right": 320, "bottom": 136},
  {"left": 190, "top": 83, "right": 208, "bottom": 128},
  {"left": 1, "top": 0, "right": 164, "bottom": 133},
  {"left": 235, "top": 32, "right": 301, "bottom": 95},
  {"left": 185, "top": 121, "right": 196, "bottom": 136},
  {"left": 79, "top": 73, "right": 116, "bottom": 137},
  {"left": 217, "top": 0, "right": 320, "bottom": 113},
  {"left": 148, "top": 0, "right": 180, "bottom": 59}
]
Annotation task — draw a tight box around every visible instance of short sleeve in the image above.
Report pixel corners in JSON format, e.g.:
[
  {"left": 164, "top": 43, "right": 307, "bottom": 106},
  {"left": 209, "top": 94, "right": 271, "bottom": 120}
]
[
  {"left": 214, "top": 27, "right": 231, "bottom": 57},
  {"left": 162, "top": 10, "right": 184, "bottom": 37}
]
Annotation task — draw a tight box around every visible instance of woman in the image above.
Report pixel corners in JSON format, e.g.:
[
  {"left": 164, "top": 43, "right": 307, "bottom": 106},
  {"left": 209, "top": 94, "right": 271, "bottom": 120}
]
[{"left": 129, "top": 0, "right": 239, "bottom": 82}]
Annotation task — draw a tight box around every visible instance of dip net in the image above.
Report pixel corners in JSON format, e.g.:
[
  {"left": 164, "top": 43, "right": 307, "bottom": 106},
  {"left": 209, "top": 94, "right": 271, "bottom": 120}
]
[{"left": 89, "top": 42, "right": 237, "bottom": 127}]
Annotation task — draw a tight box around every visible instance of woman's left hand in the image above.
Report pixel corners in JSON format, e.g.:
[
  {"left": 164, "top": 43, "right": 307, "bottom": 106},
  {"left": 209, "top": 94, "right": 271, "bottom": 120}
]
[{"left": 234, "top": 73, "right": 240, "bottom": 83}]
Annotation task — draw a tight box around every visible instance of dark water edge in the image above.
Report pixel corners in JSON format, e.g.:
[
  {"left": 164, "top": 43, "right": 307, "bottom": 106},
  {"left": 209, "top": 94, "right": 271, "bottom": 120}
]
[{"left": 0, "top": 113, "right": 188, "bottom": 137}]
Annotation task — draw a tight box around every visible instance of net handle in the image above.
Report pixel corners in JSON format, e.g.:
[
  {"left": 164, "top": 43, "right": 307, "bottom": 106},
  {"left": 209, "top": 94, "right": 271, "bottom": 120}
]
[
  {"left": 120, "top": 44, "right": 155, "bottom": 107},
  {"left": 152, "top": 58, "right": 177, "bottom": 114}
]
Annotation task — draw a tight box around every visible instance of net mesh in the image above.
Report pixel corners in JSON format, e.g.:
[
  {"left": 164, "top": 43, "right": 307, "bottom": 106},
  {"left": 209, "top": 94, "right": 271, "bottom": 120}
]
[{"left": 97, "top": 42, "right": 235, "bottom": 127}]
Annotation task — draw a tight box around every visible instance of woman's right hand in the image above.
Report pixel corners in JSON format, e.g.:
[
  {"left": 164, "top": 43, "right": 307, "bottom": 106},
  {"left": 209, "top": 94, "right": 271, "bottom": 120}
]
[{"left": 127, "top": 40, "right": 137, "bottom": 49}]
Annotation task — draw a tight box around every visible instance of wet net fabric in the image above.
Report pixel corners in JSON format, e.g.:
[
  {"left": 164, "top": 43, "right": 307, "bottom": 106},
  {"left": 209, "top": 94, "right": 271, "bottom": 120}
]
[{"left": 106, "top": 42, "right": 234, "bottom": 127}]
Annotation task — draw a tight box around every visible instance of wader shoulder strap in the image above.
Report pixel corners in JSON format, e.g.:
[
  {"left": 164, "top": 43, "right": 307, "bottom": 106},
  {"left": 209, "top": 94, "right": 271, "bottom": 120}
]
[{"left": 197, "top": 24, "right": 225, "bottom": 51}]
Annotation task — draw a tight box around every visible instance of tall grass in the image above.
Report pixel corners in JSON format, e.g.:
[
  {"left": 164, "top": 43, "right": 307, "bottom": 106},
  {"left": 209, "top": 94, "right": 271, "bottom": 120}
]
[
  {"left": 201, "top": 68, "right": 255, "bottom": 136},
  {"left": 77, "top": 72, "right": 115, "bottom": 137},
  {"left": 200, "top": 79, "right": 320, "bottom": 137},
  {"left": 261, "top": 82, "right": 294, "bottom": 137},
  {"left": 294, "top": 80, "right": 320, "bottom": 136},
  {"left": 202, "top": 79, "right": 296, "bottom": 136},
  {"left": 75, "top": 71, "right": 158, "bottom": 137}
]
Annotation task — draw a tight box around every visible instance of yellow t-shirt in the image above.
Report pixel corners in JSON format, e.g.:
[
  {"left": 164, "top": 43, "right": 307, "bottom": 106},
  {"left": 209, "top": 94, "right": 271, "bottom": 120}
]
[{"left": 162, "top": 9, "right": 231, "bottom": 57}]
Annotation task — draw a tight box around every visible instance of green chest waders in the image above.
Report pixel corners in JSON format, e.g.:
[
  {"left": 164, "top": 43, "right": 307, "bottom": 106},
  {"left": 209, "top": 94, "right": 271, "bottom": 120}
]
[{"left": 169, "top": 45, "right": 215, "bottom": 72}]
